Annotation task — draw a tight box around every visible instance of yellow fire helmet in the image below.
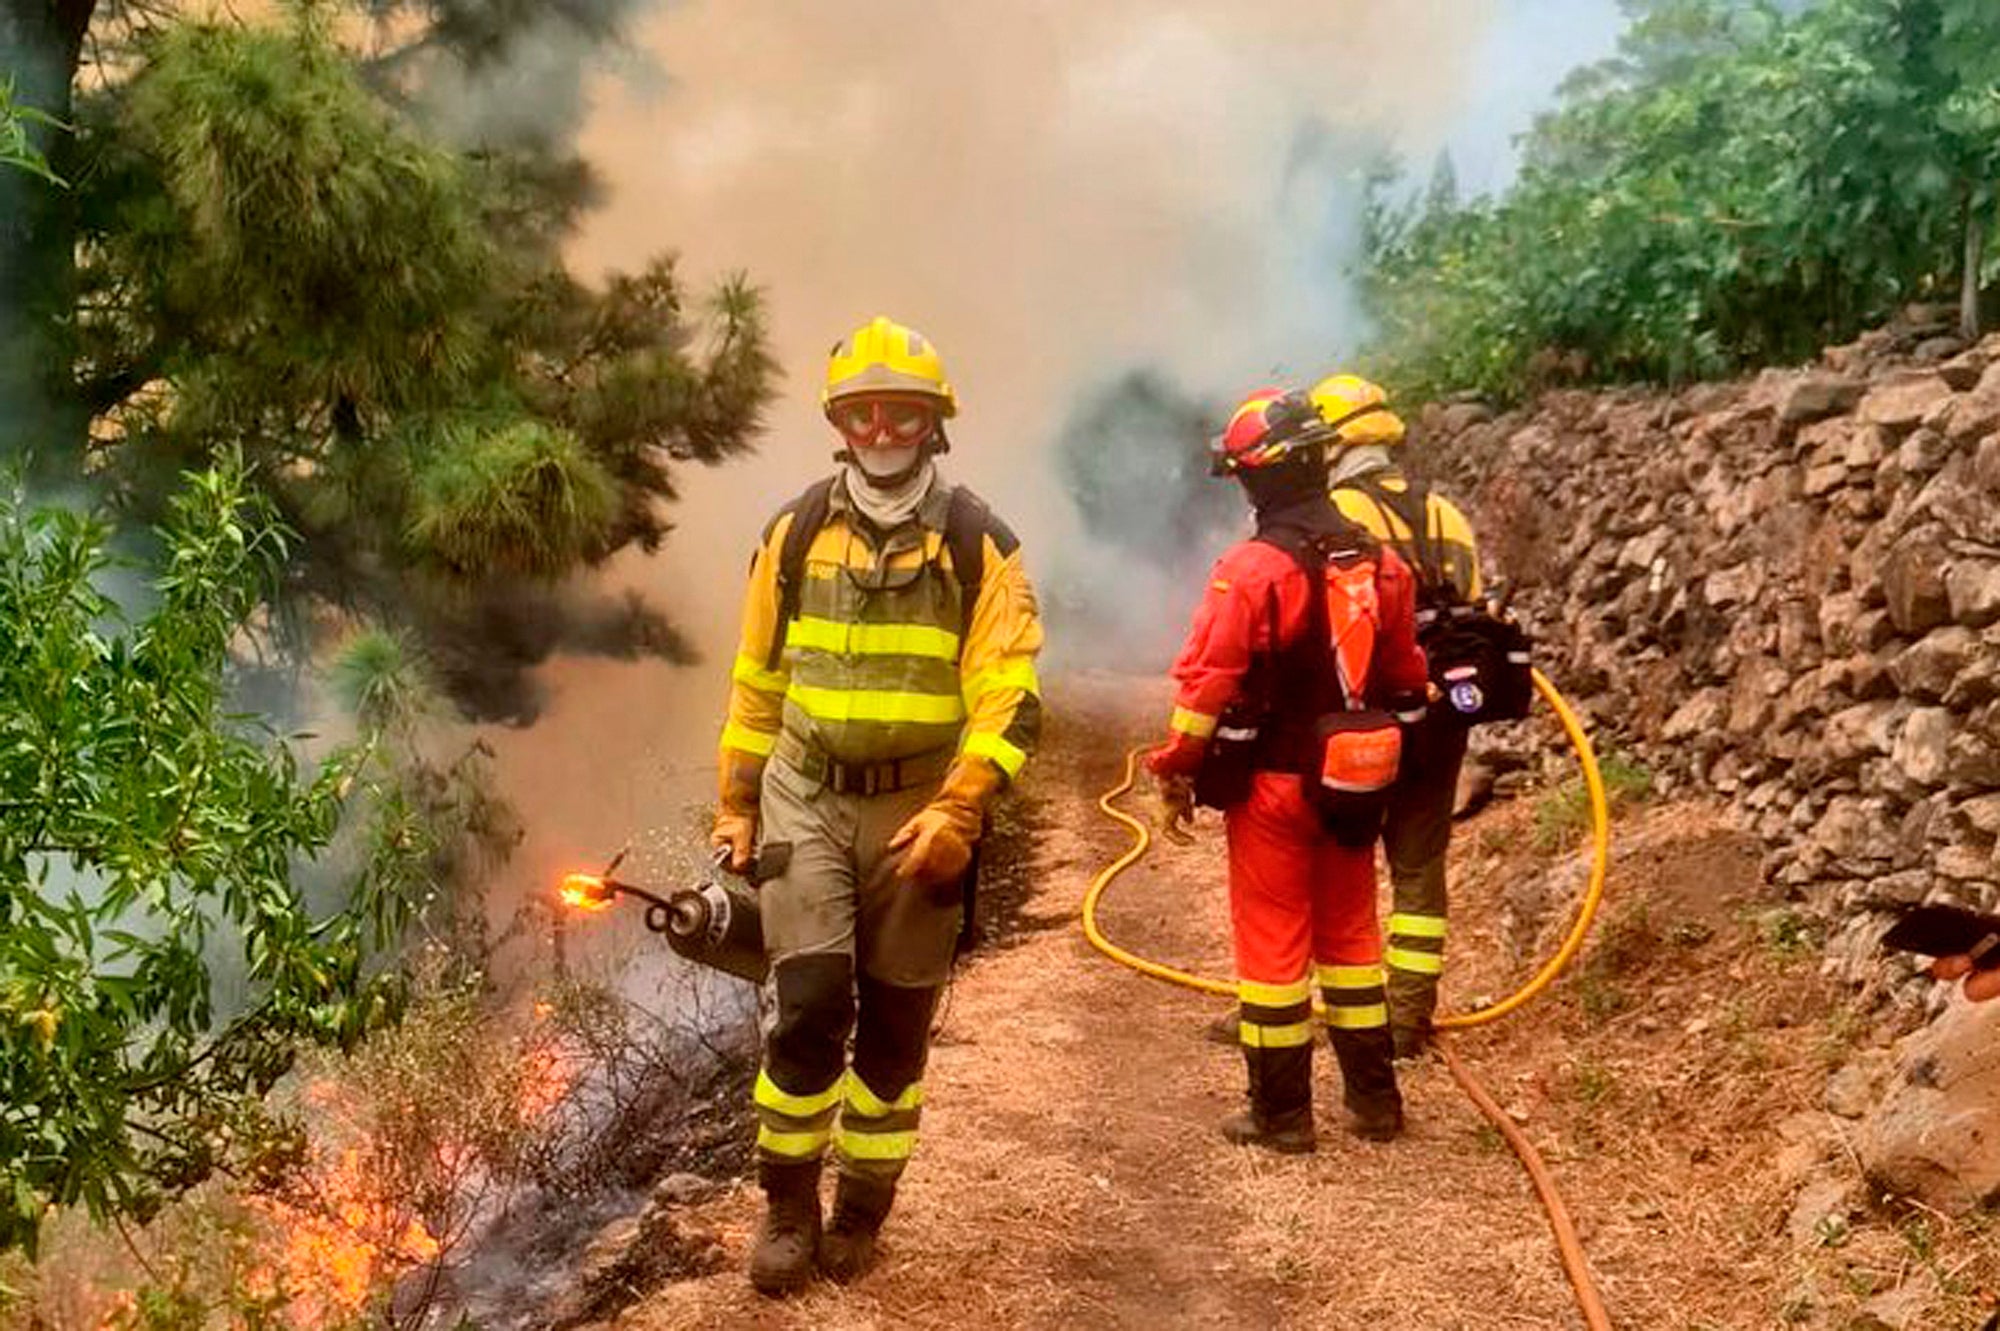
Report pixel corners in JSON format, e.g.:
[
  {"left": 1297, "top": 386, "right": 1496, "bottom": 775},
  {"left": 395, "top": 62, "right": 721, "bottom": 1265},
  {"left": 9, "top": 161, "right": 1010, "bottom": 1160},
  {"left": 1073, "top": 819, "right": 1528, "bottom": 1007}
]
[
  {"left": 823, "top": 315, "right": 958, "bottom": 418},
  {"left": 1309, "top": 373, "right": 1405, "bottom": 447}
]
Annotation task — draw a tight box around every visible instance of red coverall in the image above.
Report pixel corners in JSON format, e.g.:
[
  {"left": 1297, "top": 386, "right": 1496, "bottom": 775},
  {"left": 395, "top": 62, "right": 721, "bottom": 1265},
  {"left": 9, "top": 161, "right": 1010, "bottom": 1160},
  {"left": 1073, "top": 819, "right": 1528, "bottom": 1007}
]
[{"left": 1149, "top": 537, "right": 1428, "bottom": 1123}]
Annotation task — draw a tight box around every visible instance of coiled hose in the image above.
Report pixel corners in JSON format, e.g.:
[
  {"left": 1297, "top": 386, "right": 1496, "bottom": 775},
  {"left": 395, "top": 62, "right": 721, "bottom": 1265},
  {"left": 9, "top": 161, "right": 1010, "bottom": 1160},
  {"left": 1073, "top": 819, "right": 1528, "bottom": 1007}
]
[{"left": 1082, "top": 669, "right": 1613, "bottom": 1329}]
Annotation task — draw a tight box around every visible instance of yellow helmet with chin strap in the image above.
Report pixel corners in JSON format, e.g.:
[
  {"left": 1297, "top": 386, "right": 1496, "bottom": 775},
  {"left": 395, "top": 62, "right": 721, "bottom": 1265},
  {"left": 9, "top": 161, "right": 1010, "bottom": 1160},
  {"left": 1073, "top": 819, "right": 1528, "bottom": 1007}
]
[
  {"left": 823, "top": 315, "right": 958, "bottom": 418},
  {"left": 1309, "top": 373, "right": 1405, "bottom": 446}
]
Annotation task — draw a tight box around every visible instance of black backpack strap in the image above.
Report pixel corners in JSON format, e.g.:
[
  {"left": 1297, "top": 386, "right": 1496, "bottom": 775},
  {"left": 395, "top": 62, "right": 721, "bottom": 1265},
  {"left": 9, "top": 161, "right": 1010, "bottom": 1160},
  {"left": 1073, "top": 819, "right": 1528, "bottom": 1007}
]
[
  {"left": 1342, "top": 472, "right": 1449, "bottom": 599},
  {"left": 765, "top": 477, "right": 837, "bottom": 672},
  {"left": 944, "top": 485, "right": 1017, "bottom": 650}
]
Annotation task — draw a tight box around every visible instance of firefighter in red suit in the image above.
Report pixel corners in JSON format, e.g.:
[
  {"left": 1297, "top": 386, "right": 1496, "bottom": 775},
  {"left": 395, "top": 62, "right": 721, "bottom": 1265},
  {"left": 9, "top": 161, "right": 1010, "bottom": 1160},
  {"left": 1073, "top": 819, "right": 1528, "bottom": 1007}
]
[{"left": 1147, "top": 387, "right": 1429, "bottom": 1151}]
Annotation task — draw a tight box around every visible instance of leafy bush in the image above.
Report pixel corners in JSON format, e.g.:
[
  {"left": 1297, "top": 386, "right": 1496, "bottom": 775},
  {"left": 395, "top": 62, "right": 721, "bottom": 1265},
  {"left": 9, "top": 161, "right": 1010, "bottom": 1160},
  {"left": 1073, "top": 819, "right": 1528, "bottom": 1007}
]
[
  {"left": 1360, "top": 0, "right": 2000, "bottom": 401},
  {"left": 0, "top": 462, "right": 427, "bottom": 1257}
]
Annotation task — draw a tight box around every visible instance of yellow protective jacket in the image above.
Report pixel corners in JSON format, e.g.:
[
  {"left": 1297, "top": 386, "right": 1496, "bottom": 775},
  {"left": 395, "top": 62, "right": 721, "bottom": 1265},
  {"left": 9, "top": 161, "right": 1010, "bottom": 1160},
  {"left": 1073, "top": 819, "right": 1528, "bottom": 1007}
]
[
  {"left": 1332, "top": 467, "right": 1482, "bottom": 603},
  {"left": 721, "top": 475, "right": 1043, "bottom": 782}
]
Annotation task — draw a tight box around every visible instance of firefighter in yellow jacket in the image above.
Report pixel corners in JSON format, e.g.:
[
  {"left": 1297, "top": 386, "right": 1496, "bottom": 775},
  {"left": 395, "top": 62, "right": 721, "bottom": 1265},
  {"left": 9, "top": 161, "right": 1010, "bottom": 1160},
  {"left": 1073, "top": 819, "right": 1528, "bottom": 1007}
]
[
  {"left": 712, "top": 316, "right": 1043, "bottom": 1295},
  {"left": 1314, "top": 374, "right": 1483, "bottom": 1058}
]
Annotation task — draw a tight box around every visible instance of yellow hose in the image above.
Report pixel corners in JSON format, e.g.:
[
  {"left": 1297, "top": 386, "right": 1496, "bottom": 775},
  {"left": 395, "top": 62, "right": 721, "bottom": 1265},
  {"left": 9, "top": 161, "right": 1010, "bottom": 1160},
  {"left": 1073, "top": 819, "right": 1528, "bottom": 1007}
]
[{"left": 1082, "top": 667, "right": 1613, "bottom": 1327}]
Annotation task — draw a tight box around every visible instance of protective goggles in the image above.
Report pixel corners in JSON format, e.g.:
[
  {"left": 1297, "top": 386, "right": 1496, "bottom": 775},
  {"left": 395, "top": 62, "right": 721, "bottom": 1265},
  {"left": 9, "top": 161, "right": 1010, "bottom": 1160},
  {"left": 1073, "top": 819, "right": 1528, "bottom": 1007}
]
[{"left": 830, "top": 397, "right": 938, "bottom": 448}]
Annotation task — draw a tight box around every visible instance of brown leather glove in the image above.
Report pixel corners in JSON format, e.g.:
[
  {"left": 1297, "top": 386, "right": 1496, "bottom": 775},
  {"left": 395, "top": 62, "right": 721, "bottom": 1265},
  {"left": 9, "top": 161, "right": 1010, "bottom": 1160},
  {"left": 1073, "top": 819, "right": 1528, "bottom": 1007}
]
[
  {"left": 710, "top": 748, "right": 765, "bottom": 873},
  {"left": 890, "top": 756, "right": 1003, "bottom": 892},
  {"left": 1153, "top": 770, "right": 1196, "bottom": 845}
]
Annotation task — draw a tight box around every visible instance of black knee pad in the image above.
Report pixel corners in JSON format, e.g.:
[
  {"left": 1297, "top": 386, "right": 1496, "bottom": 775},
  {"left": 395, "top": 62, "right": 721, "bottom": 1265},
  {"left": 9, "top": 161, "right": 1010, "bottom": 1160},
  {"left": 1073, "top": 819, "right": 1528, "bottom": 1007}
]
[
  {"left": 850, "top": 977, "right": 938, "bottom": 1101},
  {"left": 766, "top": 953, "right": 855, "bottom": 1091}
]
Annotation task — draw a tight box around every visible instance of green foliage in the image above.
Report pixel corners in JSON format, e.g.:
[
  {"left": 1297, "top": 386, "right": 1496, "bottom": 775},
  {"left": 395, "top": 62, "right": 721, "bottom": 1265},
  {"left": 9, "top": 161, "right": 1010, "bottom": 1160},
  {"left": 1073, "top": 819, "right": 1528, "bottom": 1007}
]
[
  {"left": 61, "top": 9, "right": 776, "bottom": 719},
  {"left": 1532, "top": 751, "right": 1652, "bottom": 852},
  {"left": 0, "top": 461, "right": 426, "bottom": 1257},
  {"left": 1360, "top": 0, "right": 2000, "bottom": 401},
  {"left": 406, "top": 417, "right": 620, "bottom": 578},
  {"left": 0, "top": 78, "right": 63, "bottom": 184}
]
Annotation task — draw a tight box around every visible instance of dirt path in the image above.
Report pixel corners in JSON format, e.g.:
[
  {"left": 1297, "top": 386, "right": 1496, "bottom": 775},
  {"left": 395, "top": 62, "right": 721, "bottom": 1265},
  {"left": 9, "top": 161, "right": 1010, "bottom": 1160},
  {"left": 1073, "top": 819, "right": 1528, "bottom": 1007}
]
[{"left": 625, "top": 672, "right": 1998, "bottom": 1330}]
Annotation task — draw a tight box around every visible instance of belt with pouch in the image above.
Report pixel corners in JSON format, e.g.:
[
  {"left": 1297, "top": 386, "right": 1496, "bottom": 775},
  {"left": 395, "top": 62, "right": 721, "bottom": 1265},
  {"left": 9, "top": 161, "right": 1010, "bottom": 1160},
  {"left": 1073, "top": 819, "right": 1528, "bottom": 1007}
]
[{"left": 774, "top": 731, "right": 953, "bottom": 796}]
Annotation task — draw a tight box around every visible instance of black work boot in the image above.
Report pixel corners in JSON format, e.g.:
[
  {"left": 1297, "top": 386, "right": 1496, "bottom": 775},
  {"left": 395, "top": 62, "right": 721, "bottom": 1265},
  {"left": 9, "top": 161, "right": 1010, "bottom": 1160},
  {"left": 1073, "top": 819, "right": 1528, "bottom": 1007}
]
[
  {"left": 1390, "top": 1020, "right": 1432, "bottom": 1062},
  {"left": 1218, "top": 1106, "right": 1317, "bottom": 1154},
  {"left": 1225, "top": 1042, "right": 1316, "bottom": 1152},
  {"left": 1387, "top": 973, "right": 1440, "bottom": 1061},
  {"left": 1329, "top": 1028, "right": 1405, "bottom": 1142},
  {"left": 749, "top": 1159, "right": 822, "bottom": 1296},
  {"left": 818, "top": 1171, "right": 896, "bottom": 1283}
]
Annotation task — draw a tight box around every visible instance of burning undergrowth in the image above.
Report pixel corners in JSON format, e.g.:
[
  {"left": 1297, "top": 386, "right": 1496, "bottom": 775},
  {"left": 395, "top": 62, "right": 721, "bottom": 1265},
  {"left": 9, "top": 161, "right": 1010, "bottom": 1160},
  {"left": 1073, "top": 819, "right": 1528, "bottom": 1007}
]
[{"left": 0, "top": 954, "right": 757, "bottom": 1330}]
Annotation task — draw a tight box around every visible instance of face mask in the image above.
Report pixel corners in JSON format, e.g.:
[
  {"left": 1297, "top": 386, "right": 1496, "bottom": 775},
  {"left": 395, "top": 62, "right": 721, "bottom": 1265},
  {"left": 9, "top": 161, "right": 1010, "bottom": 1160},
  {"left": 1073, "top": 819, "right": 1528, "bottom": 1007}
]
[{"left": 851, "top": 443, "right": 922, "bottom": 482}]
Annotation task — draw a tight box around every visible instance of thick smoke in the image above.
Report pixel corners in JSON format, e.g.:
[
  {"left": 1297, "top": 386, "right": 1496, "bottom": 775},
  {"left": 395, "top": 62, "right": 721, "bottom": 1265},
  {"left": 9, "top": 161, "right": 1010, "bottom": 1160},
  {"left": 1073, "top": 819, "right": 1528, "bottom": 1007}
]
[{"left": 476, "top": 0, "right": 1631, "bottom": 908}]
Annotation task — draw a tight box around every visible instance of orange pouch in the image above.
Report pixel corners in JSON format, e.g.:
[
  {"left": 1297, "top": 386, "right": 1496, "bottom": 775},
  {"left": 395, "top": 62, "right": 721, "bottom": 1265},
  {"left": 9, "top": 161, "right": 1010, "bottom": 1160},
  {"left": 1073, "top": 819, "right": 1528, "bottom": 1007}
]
[{"left": 1318, "top": 708, "right": 1402, "bottom": 794}]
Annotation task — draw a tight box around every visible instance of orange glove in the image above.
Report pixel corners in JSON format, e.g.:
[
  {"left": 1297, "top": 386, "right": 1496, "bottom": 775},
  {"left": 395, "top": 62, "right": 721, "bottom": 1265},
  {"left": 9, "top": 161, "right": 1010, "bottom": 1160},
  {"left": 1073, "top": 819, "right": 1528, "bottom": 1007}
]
[
  {"left": 710, "top": 748, "right": 765, "bottom": 873},
  {"left": 890, "top": 756, "right": 1003, "bottom": 892},
  {"left": 1930, "top": 955, "right": 2000, "bottom": 1003}
]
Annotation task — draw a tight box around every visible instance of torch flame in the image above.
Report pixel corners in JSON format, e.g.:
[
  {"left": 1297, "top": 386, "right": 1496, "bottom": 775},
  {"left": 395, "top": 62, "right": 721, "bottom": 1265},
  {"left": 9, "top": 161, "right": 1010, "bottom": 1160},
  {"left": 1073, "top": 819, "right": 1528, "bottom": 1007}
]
[{"left": 558, "top": 872, "right": 615, "bottom": 912}]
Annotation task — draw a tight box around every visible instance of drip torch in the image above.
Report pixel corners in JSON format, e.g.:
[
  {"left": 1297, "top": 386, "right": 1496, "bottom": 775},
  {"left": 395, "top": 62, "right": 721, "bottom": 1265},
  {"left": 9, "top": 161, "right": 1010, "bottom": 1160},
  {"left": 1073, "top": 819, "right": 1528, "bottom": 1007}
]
[{"left": 556, "top": 843, "right": 791, "bottom": 985}]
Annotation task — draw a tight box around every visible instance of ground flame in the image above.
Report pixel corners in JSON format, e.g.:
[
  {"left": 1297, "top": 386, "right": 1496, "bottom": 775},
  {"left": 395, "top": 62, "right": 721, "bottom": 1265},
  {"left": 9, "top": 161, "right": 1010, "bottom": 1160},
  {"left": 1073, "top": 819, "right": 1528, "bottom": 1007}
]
[
  {"left": 250, "top": 1146, "right": 441, "bottom": 1325},
  {"left": 558, "top": 872, "right": 615, "bottom": 912}
]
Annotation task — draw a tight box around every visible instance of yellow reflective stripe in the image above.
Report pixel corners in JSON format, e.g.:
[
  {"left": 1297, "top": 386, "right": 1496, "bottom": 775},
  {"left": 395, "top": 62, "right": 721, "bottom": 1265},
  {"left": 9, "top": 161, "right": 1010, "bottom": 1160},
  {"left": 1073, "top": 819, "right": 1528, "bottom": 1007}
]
[
  {"left": 731, "top": 654, "right": 788, "bottom": 694},
  {"left": 790, "top": 616, "right": 961, "bottom": 661},
  {"left": 1239, "top": 1021, "right": 1316, "bottom": 1049},
  {"left": 1239, "top": 977, "right": 1313, "bottom": 1007},
  {"left": 1386, "top": 946, "right": 1445, "bottom": 976},
  {"left": 1322, "top": 1003, "right": 1389, "bottom": 1030},
  {"left": 963, "top": 658, "right": 1040, "bottom": 707},
  {"left": 754, "top": 1069, "right": 844, "bottom": 1118},
  {"left": 1387, "top": 912, "right": 1448, "bottom": 939},
  {"left": 1315, "top": 963, "right": 1385, "bottom": 989},
  {"left": 845, "top": 1076, "right": 924, "bottom": 1118},
  {"left": 836, "top": 1128, "right": 917, "bottom": 1161},
  {"left": 785, "top": 683, "right": 966, "bottom": 725},
  {"left": 963, "top": 731, "right": 1029, "bottom": 779},
  {"left": 757, "top": 1124, "right": 832, "bottom": 1157},
  {"left": 1171, "top": 706, "right": 1218, "bottom": 739},
  {"left": 721, "top": 721, "right": 777, "bottom": 757}
]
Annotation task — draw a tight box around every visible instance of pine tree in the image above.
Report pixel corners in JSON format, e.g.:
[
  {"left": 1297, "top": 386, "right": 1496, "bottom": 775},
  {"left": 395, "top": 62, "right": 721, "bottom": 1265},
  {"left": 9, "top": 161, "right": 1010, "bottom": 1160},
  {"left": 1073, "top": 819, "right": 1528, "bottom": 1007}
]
[{"left": 4, "top": 2, "right": 777, "bottom": 718}]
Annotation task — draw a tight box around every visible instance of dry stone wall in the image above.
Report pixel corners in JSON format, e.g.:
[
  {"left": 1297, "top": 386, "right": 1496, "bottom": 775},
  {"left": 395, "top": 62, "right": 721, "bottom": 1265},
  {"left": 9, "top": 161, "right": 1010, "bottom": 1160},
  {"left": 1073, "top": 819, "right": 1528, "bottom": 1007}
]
[{"left": 1411, "top": 308, "right": 2000, "bottom": 1005}]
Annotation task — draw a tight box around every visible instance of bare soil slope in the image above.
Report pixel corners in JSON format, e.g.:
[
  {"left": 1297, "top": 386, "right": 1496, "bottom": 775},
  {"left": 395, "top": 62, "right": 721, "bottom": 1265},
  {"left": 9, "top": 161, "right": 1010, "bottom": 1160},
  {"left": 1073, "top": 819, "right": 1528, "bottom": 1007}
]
[{"left": 626, "top": 673, "right": 1998, "bottom": 1330}]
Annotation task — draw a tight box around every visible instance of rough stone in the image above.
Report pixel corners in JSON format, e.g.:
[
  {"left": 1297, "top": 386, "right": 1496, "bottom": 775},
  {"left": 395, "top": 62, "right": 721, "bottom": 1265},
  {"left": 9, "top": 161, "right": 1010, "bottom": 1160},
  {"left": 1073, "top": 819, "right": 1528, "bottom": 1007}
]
[
  {"left": 1861, "top": 995, "right": 2000, "bottom": 1215},
  {"left": 1933, "top": 844, "right": 1993, "bottom": 881},
  {"left": 1871, "top": 869, "right": 1930, "bottom": 904},
  {"left": 1955, "top": 794, "right": 2000, "bottom": 839},
  {"left": 1899, "top": 425, "right": 1956, "bottom": 474},
  {"left": 1662, "top": 688, "right": 1729, "bottom": 742},
  {"left": 1812, "top": 797, "right": 1890, "bottom": 868},
  {"left": 1946, "top": 560, "right": 2000, "bottom": 628},
  {"left": 1881, "top": 530, "right": 1953, "bottom": 634},
  {"left": 1802, "top": 462, "right": 1848, "bottom": 497},
  {"left": 1914, "top": 334, "right": 1967, "bottom": 363},
  {"left": 1825, "top": 701, "right": 1901, "bottom": 766},
  {"left": 1886, "top": 627, "right": 1978, "bottom": 702},
  {"left": 1438, "top": 401, "right": 1495, "bottom": 433},
  {"left": 1892, "top": 707, "right": 1953, "bottom": 787},
  {"left": 1817, "top": 590, "right": 1865, "bottom": 655},
  {"left": 1949, "top": 723, "right": 2000, "bottom": 787},
  {"left": 1617, "top": 527, "right": 1669, "bottom": 572},
  {"left": 1778, "top": 373, "right": 1864, "bottom": 425},
  {"left": 1857, "top": 374, "right": 1956, "bottom": 433},
  {"left": 1703, "top": 562, "right": 1762, "bottom": 611}
]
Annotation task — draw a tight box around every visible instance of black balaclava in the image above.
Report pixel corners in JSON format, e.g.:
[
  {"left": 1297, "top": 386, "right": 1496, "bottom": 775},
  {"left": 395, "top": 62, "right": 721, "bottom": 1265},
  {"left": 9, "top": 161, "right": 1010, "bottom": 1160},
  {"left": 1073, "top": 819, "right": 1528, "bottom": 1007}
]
[{"left": 1239, "top": 443, "right": 1337, "bottom": 543}]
